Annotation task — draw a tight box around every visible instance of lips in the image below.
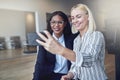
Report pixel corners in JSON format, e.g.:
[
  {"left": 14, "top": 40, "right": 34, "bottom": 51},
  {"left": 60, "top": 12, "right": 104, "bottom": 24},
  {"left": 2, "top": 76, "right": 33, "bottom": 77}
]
[
  {"left": 74, "top": 22, "right": 82, "bottom": 28},
  {"left": 53, "top": 28, "right": 61, "bottom": 31}
]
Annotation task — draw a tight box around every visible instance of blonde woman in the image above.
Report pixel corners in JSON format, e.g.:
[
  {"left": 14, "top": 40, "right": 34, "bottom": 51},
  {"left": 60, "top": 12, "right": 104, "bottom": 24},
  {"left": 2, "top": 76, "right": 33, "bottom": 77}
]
[{"left": 37, "top": 4, "right": 108, "bottom": 80}]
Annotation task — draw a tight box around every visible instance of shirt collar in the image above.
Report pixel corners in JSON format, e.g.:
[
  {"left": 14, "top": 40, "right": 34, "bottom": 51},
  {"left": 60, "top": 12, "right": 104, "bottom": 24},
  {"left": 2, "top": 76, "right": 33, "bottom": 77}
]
[
  {"left": 78, "top": 30, "right": 91, "bottom": 41},
  {"left": 52, "top": 33, "right": 64, "bottom": 43}
]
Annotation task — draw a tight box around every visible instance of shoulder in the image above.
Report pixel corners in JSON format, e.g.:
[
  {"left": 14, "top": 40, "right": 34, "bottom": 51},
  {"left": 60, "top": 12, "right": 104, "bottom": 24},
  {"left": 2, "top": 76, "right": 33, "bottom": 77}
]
[
  {"left": 88, "top": 31, "right": 105, "bottom": 43},
  {"left": 93, "top": 31, "right": 103, "bottom": 35},
  {"left": 90, "top": 31, "right": 104, "bottom": 38}
]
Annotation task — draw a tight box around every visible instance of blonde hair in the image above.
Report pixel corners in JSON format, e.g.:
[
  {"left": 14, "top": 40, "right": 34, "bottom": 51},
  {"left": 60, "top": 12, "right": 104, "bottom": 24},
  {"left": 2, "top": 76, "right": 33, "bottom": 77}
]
[{"left": 71, "top": 4, "right": 96, "bottom": 33}]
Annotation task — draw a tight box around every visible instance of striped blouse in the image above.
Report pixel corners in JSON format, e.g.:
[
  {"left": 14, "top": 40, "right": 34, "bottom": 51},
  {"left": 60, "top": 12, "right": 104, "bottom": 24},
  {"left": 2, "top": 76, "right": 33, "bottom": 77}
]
[{"left": 69, "top": 31, "right": 108, "bottom": 80}]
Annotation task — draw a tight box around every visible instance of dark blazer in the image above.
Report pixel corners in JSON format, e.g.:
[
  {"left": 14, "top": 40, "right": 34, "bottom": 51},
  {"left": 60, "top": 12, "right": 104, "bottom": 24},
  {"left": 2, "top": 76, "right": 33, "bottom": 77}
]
[{"left": 33, "top": 34, "right": 78, "bottom": 80}]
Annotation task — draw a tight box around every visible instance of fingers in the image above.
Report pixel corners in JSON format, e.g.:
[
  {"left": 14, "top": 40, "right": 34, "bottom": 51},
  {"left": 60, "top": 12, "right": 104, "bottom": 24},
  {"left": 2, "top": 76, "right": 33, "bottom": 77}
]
[
  {"left": 36, "top": 30, "right": 53, "bottom": 47},
  {"left": 37, "top": 32, "right": 48, "bottom": 42},
  {"left": 43, "top": 30, "right": 53, "bottom": 39},
  {"left": 36, "top": 39, "right": 46, "bottom": 47},
  {"left": 61, "top": 75, "right": 70, "bottom": 80}
]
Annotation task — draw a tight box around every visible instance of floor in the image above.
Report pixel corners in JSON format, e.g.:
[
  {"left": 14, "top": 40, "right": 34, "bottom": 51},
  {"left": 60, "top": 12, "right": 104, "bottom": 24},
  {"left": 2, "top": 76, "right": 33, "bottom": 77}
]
[
  {"left": 0, "top": 49, "right": 37, "bottom": 80},
  {"left": 105, "top": 51, "right": 115, "bottom": 80},
  {"left": 0, "top": 49, "right": 115, "bottom": 80}
]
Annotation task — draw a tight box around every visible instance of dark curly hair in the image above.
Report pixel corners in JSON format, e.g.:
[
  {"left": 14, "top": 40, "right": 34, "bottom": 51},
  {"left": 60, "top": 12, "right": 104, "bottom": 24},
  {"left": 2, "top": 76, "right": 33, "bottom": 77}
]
[{"left": 47, "top": 11, "right": 72, "bottom": 36}]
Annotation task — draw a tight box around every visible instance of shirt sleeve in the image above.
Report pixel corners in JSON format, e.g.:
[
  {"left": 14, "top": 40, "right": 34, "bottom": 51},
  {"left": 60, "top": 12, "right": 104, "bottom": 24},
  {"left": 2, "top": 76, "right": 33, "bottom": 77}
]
[{"left": 69, "top": 50, "right": 83, "bottom": 79}]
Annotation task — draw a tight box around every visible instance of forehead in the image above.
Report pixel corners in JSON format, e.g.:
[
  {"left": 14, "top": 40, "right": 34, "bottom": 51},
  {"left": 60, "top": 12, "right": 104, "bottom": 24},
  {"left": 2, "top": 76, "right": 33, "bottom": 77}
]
[
  {"left": 51, "top": 15, "right": 63, "bottom": 20},
  {"left": 71, "top": 8, "right": 87, "bottom": 16}
]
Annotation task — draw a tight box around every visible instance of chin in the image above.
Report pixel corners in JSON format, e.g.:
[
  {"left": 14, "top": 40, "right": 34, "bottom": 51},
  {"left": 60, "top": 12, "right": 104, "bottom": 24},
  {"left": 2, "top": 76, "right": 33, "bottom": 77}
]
[
  {"left": 75, "top": 26, "right": 80, "bottom": 30},
  {"left": 54, "top": 31, "right": 60, "bottom": 34}
]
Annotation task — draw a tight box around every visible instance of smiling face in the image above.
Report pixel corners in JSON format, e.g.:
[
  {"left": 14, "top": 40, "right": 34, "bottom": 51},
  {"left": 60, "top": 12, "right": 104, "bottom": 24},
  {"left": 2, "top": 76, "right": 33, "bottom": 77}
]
[
  {"left": 71, "top": 7, "right": 89, "bottom": 34},
  {"left": 50, "top": 15, "right": 65, "bottom": 38}
]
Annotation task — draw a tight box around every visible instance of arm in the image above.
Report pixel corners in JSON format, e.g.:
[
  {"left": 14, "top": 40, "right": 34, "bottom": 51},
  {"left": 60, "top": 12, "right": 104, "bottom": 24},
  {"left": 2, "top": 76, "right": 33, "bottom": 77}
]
[
  {"left": 36, "top": 30, "right": 76, "bottom": 62},
  {"left": 33, "top": 46, "right": 46, "bottom": 80},
  {"left": 60, "top": 47, "right": 76, "bottom": 62}
]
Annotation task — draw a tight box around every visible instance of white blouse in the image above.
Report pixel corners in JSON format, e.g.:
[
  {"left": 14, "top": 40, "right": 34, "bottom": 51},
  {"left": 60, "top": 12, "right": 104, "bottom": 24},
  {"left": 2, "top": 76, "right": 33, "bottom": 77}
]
[
  {"left": 53, "top": 33, "right": 68, "bottom": 74},
  {"left": 69, "top": 31, "right": 108, "bottom": 80}
]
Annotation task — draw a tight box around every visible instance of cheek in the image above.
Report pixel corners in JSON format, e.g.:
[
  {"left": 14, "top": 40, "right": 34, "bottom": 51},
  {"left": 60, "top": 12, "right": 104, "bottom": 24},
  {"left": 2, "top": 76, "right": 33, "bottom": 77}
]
[
  {"left": 60, "top": 25, "right": 65, "bottom": 30},
  {"left": 60, "top": 24, "right": 65, "bottom": 28},
  {"left": 80, "top": 18, "right": 88, "bottom": 24},
  {"left": 51, "top": 25, "right": 54, "bottom": 30},
  {"left": 83, "top": 18, "right": 88, "bottom": 25},
  {"left": 80, "top": 18, "right": 85, "bottom": 22}
]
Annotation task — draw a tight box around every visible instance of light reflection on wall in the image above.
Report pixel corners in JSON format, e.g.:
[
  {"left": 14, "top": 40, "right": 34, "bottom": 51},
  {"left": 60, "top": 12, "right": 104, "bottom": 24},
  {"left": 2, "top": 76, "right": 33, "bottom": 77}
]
[
  {"left": 104, "top": 17, "right": 120, "bottom": 53},
  {"left": 25, "top": 12, "right": 35, "bottom": 33},
  {"left": 26, "top": 13, "right": 34, "bottom": 24}
]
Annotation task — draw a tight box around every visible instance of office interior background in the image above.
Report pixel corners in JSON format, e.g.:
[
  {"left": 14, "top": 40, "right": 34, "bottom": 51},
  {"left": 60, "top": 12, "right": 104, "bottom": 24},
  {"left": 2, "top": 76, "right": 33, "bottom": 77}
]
[{"left": 0, "top": 0, "right": 120, "bottom": 80}]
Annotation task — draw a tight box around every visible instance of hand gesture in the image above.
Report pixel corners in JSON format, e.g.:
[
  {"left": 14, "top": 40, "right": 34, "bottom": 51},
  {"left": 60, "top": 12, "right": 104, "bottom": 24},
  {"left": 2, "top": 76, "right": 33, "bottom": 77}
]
[
  {"left": 61, "top": 75, "right": 71, "bottom": 80},
  {"left": 36, "top": 30, "right": 64, "bottom": 55}
]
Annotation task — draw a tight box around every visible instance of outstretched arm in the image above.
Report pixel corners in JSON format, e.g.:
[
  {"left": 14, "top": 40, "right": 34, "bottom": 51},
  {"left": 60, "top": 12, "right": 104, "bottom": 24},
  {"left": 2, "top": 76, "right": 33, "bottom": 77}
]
[{"left": 36, "top": 30, "right": 76, "bottom": 62}]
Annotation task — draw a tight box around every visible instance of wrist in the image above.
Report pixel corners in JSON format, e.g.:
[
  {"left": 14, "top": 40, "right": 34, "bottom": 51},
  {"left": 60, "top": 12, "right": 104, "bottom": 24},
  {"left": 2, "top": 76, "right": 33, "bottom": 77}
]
[
  {"left": 60, "top": 47, "right": 66, "bottom": 56},
  {"left": 67, "top": 72, "right": 74, "bottom": 79}
]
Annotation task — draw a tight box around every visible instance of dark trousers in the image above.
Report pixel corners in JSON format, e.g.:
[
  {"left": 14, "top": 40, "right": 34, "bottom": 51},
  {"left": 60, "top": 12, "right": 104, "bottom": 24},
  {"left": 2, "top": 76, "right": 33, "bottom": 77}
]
[
  {"left": 50, "top": 72, "right": 66, "bottom": 80},
  {"left": 41, "top": 72, "right": 65, "bottom": 80}
]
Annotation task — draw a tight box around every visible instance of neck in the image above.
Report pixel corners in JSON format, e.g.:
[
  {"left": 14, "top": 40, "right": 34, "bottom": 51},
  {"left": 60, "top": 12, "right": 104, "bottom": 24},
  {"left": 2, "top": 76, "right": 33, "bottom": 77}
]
[
  {"left": 79, "top": 26, "right": 88, "bottom": 37},
  {"left": 54, "top": 33, "right": 62, "bottom": 39}
]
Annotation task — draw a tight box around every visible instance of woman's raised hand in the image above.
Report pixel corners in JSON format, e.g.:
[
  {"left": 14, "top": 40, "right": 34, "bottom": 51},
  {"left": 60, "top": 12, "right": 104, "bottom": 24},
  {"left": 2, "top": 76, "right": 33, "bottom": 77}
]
[{"left": 36, "top": 30, "right": 64, "bottom": 55}]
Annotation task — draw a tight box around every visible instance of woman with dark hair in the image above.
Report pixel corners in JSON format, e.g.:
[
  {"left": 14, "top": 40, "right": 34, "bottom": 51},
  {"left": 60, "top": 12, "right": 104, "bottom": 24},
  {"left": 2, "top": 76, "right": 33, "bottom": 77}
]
[
  {"left": 33, "top": 11, "right": 77, "bottom": 80},
  {"left": 47, "top": 11, "right": 72, "bottom": 36}
]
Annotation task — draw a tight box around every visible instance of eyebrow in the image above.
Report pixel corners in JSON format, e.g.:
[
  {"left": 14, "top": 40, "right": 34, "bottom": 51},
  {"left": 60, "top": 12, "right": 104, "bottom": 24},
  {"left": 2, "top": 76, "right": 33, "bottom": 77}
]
[{"left": 71, "top": 14, "right": 83, "bottom": 17}]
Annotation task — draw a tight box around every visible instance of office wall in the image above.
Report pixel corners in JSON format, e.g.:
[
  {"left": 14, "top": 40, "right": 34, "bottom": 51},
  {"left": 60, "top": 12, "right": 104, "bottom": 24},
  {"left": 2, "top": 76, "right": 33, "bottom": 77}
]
[
  {"left": 0, "top": 0, "right": 80, "bottom": 49},
  {"left": 0, "top": 9, "right": 26, "bottom": 49},
  {"left": 80, "top": 0, "right": 120, "bottom": 52},
  {"left": 0, "top": 0, "right": 80, "bottom": 31},
  {"left": 80, "top": 0, "right": 120, "bottom": 31}
]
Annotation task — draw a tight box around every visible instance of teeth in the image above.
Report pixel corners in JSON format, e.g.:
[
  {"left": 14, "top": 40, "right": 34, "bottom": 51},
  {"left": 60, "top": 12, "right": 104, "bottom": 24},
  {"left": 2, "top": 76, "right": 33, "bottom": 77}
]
[
  {"left": 54, "top": 28, "right": 59, "bottom": 30},
  {"left": 55, "top": 29, "right": 59, "bottom": 30}
]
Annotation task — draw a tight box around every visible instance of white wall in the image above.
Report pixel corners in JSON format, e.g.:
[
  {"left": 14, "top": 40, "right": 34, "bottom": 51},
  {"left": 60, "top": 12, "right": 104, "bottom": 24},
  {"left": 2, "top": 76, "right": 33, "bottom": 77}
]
[
  {"left": 0, "top": 0, "right": 80, "bottom": 31},
  {"left": 0, "top": 9, "right": 26, "bottom": 49},
  {"left": 80, "top": 0, "right": 120, "bottom": 53},
  {"left": 80, "top": 0, "right": 120, "bottom": 32}
]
